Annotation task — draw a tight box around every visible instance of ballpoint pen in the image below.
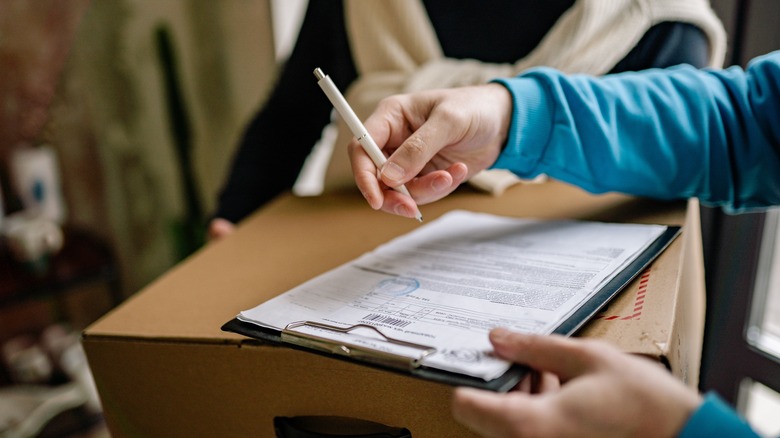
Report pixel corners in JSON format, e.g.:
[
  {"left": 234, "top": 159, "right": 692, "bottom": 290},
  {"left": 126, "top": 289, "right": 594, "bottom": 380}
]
[{"left": 313, "top": 67, "right": 423, "bottom": 223}]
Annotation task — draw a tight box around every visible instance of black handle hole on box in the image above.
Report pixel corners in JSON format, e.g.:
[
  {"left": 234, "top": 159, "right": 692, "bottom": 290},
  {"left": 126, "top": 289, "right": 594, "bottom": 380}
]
[{"left": 274, "top": 415, "right": 412, "bottom": 438}]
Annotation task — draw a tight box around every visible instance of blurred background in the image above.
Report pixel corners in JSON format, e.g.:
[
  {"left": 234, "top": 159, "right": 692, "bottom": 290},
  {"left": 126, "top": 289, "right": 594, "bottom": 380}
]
[
  {"left": 0, "top": 0, "right": 306, "bottom": 332},
  {"left": 0, "top": 0, "right": 777, "bottom": 437},
  {"left": 0, "top": 1, "right": 303, "bottom": 435}
]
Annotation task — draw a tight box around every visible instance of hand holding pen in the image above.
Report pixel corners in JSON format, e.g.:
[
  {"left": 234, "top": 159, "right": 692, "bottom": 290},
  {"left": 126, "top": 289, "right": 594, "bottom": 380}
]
[
  {"left": 314, "top": 68, "right": 423, "bottom": 222},
  {"left": 315, "top": 69, "right": 512, "bottom": 220}
]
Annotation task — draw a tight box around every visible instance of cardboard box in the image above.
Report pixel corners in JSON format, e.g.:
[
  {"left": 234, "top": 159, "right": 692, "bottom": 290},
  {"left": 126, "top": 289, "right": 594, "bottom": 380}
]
[{"left": 82, "top": 181, "right": 704, "bottom": 437}]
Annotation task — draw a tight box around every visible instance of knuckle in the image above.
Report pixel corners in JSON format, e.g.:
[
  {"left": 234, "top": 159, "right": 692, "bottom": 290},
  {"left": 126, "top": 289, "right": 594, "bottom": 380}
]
[
  {"left": 436, "top": 103, "right": 467, "bottom": 125},
  {"left": 377, "top": 94, "right": 404, "bottom": 111},
  {"left": 402, "top": 135, "right": 428, "bottom": 159}
]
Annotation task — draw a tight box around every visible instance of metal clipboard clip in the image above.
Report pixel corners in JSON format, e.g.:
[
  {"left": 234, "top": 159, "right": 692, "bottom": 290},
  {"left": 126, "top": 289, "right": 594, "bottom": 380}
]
[{"left": 281, "top": 321, "right": 436, "bottom": 371}]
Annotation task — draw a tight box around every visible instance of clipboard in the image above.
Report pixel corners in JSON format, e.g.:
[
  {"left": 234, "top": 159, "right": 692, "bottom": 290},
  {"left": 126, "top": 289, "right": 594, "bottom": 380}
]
[{"left": 222, "top": 225, "right": 681, "bottom": 392}]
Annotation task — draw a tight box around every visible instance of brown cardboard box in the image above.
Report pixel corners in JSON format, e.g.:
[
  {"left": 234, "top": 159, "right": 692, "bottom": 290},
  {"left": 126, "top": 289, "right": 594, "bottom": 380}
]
[{"left": 82, "top": 181, "right": 704, "bottom": 437}]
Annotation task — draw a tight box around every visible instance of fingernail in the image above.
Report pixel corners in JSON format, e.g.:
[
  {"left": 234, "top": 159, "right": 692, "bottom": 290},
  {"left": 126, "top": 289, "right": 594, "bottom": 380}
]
[
  {"left": 381, "top": 162, "right": 406, "bottom": 183},
  {"left": 454, "top": 387, "right": 481, "bottom": 399},
  {"left": 490, "top": 327, "right": 511, "bottom": 343},
  {"left": 432, "top": 174, "right": 449, "bottom": 191},
  {"left": 394, "top": 204, "right": 412, "bottom": 217}
]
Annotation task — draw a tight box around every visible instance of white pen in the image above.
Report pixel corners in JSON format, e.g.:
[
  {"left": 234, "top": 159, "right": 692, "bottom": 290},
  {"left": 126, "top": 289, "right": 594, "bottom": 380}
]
[{"left": 314, "top": 67, "right": 423, "bottom": 223}]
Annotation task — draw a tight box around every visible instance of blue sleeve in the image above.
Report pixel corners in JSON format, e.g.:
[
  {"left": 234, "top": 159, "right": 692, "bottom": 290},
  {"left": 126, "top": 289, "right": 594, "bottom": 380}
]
[
  {"left": 678, "top": 393, "right": 760, "bottom": 438},
  {"left": 492, "top": 51, "right": 780, "bottom": 213}
]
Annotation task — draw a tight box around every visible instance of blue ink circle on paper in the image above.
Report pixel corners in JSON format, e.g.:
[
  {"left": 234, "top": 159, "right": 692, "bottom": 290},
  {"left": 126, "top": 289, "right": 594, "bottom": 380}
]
[{"left": 375, "top": 277, "right": 419, "bottom": 296}]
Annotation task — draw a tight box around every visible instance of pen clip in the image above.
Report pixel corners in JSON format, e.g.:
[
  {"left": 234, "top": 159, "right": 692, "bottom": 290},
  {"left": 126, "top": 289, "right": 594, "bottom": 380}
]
[{"left": 282, "top": 320, "right": 436, "bottom": 370}]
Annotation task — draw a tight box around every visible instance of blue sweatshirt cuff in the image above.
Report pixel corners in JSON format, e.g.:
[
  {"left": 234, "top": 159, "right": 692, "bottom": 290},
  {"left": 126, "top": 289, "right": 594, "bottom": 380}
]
[
  {"left": 490, "top": 75, "right": 554, "bottom": 178},
  {"left": 678, "top": 393, "right": 759, "bottom": 438}
]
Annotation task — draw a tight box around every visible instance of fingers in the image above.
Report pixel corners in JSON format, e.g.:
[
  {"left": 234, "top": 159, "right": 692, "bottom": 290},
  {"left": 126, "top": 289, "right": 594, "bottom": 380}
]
[
  {"left": 351, "top": 126, "right": 469, "bottom": 217},
  {"left": 412, "top": 166, "right": 466, "bottom": 204},
  {"left": 349, "top": 95, "right": 407, "bottom": 210},
  {"left": 454, "top": 328, "right": 705, "bottom": 438},
  {"left": 374, "top": 164, "right": 468, "bottom": 218},
  {"left": 452, "top": 388, "right": 548, "bottom": 438},
  {"left": 517, "top": 370, "right": 561, "bottom": 394},
  {"left": 207, "top": 218, "right": 235, "bottom": 242},
  {"left": 536, "top": 371, "right": 561, "bottom": 393},
  {"left": 348, "top": 88, "right": 489, "bottom": 216},
  {"left": 489, "top": 328, "right": 608, "bottom": 382},
  {"left": 349, "top": 138, "right": 384, "bottom": 210},
  {"left": 379, "top": 111, "right": 464, "bottom": 188}
]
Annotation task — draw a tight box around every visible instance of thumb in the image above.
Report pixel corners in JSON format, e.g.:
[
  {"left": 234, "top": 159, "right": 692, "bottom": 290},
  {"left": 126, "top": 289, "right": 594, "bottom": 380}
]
[
  {"left": 379, "top": 120, "right": 445, "bottom": 187},
  {"left": 379, "top": 102, "right": 468, "bottom": 187},
  {"left": 489, "top": 328, "right": 606, "bottom": 382}
]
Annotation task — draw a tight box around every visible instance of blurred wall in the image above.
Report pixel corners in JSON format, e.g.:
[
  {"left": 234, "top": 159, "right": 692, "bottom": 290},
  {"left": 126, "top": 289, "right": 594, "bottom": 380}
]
[
  {"left": 43, "top": 0, "right": 278, "bottom": 294},
  {"left": 0, "top": 0, "right": 91, "bottom": 182},
  {"left": 710, "top": 0, "right": 780, "bottom": 66}
]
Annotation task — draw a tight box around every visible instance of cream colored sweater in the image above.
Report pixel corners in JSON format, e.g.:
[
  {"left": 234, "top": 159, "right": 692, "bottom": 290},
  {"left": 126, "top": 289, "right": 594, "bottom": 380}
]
[{"left": 295, "top": 0, "right": 726, "bottom": 196}]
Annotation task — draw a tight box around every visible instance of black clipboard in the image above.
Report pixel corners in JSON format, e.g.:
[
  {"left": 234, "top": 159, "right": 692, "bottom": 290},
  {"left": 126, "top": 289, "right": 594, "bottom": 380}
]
[{"left": 222, "top": 226, "right": 681, "bottom": 393}]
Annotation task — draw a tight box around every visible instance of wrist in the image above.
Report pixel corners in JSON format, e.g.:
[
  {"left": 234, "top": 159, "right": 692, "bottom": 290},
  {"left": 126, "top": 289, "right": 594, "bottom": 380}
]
[
  {"left": 489, "top": 76, "right": 553, "bottom": 178},
  {"left": 483, "top": 83, "right": 513, "bottom": 153}
]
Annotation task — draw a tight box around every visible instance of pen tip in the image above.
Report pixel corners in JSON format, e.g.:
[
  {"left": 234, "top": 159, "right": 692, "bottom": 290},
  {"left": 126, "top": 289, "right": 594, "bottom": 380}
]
[{"left": 313, "top": 68, "right": 325, "bottom": 81}]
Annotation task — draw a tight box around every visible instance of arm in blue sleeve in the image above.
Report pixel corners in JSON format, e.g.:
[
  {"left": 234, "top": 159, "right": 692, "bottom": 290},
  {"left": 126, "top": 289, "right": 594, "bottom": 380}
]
[
  {"left": 678, "top": 393, "right": 760, "bottom": 438},
  {"left": 493, "top": 52, "right": 780, "bottom": 213}
]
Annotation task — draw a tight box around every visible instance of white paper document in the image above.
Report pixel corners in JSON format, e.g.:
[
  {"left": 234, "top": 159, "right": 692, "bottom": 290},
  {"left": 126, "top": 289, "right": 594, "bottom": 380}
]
[{"left": 238, "top": 210, "right": 667, "bottom": 381}]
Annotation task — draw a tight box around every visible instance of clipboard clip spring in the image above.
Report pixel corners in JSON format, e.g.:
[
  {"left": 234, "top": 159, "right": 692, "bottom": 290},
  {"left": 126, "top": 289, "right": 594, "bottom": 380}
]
[{"left": 282, "top": 321, "right": 436, "bottom": 371}]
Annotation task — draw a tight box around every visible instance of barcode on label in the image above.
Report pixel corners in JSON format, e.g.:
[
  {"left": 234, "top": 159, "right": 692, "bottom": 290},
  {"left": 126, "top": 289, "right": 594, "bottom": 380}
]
[{"left": 361, "top": 313, "right": 412, "bottom": 328}]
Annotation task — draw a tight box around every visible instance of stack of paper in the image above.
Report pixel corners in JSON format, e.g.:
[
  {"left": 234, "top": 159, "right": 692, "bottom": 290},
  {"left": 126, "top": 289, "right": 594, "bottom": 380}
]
[{"left": 237, "top": 210, "right": 668, "bottom": 381}]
